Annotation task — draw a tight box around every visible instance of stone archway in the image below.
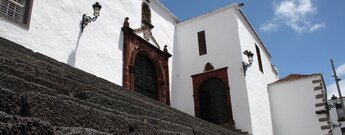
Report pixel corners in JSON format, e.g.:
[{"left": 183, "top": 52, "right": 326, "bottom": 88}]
[
  {"left": 122, "top": 23, "right": 171, "bottom": 105},
  {"left": 191, "top": 67, "right": 234, "bottom": 126}
]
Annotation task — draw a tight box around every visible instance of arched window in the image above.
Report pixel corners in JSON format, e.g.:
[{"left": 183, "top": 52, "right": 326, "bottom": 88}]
[
  {"left": 141, "top": 2, "right": 151, "bottom": 24},
  {"left": 199, "top": 78, "right": 229, "bottom": 124},
  {"left": 133, "top": 54, "right": 157, "bottom": 100}
]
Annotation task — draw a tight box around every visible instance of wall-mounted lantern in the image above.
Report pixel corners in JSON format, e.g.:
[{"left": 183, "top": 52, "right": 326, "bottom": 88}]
[
  {"left": 81, "top": 2, "right": 102, "bottom": 32},
  {"left": 242, "top": 50, "right": 254, "bottom": 76}
]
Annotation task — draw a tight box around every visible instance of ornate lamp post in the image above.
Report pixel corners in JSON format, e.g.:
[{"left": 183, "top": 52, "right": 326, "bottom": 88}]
[{"left": 81, "top": 2, "right": 102, "bottom": 32}]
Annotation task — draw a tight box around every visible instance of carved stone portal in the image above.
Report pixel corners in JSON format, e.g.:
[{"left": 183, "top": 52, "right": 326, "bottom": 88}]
[{"left": 122, "top": 20, "right": 171, "bottom": 105}]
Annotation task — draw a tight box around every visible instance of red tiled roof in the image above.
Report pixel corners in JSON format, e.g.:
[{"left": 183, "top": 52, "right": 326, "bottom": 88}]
[{"left": 270, "top": 74, "right": 322, "bottom": 85}]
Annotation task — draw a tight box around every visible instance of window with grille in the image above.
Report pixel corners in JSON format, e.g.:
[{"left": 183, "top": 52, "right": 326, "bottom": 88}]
[{"left": 0, "top": 0, "right": 33, "bottom": 26}]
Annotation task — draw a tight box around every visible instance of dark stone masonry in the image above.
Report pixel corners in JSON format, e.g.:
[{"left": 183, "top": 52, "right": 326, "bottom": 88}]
[{"left": 0, "top": 37, "right": 246, "bottom": 135}]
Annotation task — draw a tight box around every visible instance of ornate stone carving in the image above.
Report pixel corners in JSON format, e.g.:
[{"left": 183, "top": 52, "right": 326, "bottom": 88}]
[
  {"left": 204, "top": 62, "right": 214, "bottom": 72},
  {"left": 143, "top": 27, "right": 151, "bottom": 41},
  {"left": 163, "top": 45, "right": 168, "bottom": 53},
  {"left": 123, "top": 17, "right": 129, "bottom": 27},
  {"left": 122, "top": 22, "right": 172, "bottom": 105}
]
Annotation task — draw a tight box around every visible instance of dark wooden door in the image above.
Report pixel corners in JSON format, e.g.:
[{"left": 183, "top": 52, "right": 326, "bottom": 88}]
[
  {"left": 133, "top": 54, "right": 157, "bottom": 100},
  {"left": 199, "top": 78, "right": 229, "bottom": 125}
]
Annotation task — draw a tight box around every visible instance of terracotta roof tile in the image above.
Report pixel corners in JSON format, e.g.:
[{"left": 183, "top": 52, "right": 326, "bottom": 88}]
[{"left": 270, "top": 73, "right": 322, "bottom": 85}]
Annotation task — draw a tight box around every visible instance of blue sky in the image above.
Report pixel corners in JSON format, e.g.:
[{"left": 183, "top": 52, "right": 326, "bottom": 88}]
[{"left": 160, "top": 0, "right": 345, "bottom": 98}]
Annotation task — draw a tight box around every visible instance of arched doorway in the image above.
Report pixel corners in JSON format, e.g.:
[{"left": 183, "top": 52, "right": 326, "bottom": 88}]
[
  {"left": 133, "top": 54, "right": 157, "bottom": 100},
  {"left": 122, "top": 19, "right": 172, "bottom": 105},
  {"left": 199, "top": 78, "right": 229, "bottom": 125}
]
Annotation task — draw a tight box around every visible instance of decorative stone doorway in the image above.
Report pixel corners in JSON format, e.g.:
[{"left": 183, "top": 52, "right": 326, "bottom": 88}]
[
  {"left": 191, "top": 67, "right": 234, "bottom": 126},
  {"left": 122, "top": 20, "right": 171, "bottom": 105}
]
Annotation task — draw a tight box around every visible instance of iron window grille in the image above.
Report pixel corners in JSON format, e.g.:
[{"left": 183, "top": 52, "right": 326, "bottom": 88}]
[{"left": 0, "top": 0, "right": 33, "bottom": 27}]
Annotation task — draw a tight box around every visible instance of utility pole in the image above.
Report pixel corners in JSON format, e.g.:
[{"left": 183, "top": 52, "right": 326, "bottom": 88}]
[{"left": 331, "top": 59, "right": 345, "bottom": 118}]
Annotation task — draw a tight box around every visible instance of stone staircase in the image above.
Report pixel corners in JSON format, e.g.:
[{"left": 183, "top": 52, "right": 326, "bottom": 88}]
[{"left": 0, "top": 37, "right": 249, "bottom": 134}]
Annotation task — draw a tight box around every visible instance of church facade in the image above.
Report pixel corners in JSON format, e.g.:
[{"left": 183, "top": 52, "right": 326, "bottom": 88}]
[
  {"left": 0, "top": 0, "right": 286, "bottom": 134},
  {"left": 171, "top": 4, "right": 279, "bottom": 135}
]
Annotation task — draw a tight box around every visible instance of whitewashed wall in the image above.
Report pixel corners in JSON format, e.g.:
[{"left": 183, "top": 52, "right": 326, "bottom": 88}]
[
  {"left": 235, "top": 9, "right": 279, "bottom": 135},
  {"left": 268, "top": 75, "right": 328, "bottom": 135},
  {"left": 172, "top": 4, "right": 253, "bottom": 134},
  {"left": 0, "top": 0, "right": 176, "bottom": 85}
]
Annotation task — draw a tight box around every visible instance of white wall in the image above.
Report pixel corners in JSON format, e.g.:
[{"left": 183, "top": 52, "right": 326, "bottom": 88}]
[
  {"left": 171, "top": 4, "right": 253, "bottom": 133},
  {"left": 0, "top": 0, "right": 176, "bottom": 85},
  {"left": 235, "top": 9, "right": 279, "bottom": 135},
  {"left": 268, "top": 75, "right": 328, "bottom": 135}
]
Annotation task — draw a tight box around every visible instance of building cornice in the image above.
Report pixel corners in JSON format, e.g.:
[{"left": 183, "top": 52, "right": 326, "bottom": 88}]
[
  {"left": 269, "top": 73, "right": 323, "bottom": 86},
  {"left": 154, "top": 0, "right": 178, "bottom": 23},
  {"left": 176, "top": 3, "right": 238, "bottom": 25}
]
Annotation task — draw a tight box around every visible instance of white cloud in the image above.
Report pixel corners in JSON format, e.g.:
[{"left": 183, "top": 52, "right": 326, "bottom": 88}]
[
  {"left": 260, "top": 0, "right": 325, "bottom": 33},
  {"left": 260, "top": 21, "right": 278, "bottom": 32},
  {"left": 336, "top": 63, "right": 345, "bottom": 77},
  {"left": 327, "top": 80, "right": 345, "bottom": 99},
  {"left": 327, "top": 63, "right": 345, "bottom": 99},
  {"left": 310, "top": 23, "right": 325, "bottom": 32}
]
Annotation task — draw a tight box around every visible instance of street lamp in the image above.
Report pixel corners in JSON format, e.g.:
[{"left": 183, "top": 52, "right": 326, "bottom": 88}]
[
  {"left": 81, "top": 2, "right": 102, "bottom": 32},
  {"left": 242, "top": 50, "right": 254, "bottom": 76}
]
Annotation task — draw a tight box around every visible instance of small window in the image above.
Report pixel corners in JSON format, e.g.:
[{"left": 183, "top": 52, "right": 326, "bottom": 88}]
[
  {"left": 255, "top": 44, "right": 263, "bottom": 73},
  {"left": 341, "top": 128, "right": 345, "bottom": 135},
  {"left": 197, "top": 31, "right": 207, "bottom": 55},
  {"left": 142, "top": 2, "right": 151, "bottom": 24},
  {"left": 0, "top": 0, "right": 33, "bottom": 27}
]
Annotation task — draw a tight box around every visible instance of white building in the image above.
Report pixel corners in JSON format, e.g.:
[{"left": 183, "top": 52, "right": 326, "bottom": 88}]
[
  {"left": 172, "top": 4, "right": 278, "bottom": 135},
  {"left": 268, "top": 74, "right": 330, "bottom": 135},
  {"left": 0, "top": 0, "right": 294, "bottom": 134},
  {"left": 328, "top": 96, "right": 345, "bottom": 135}
]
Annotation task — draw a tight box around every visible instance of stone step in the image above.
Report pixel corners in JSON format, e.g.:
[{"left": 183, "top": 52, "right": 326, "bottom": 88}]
[
  {"left": 1, "top": 87, "right": 217, "bottom": 135},
  {"left": 0, "top": 38, "right": 241, "bottom": 134},
  {"left": 0, "top": 54, "right": 233, "bottom": 133},
  {"left": 0, "top": 111, "right": 55, "bottom": 134},
  {"left": 54, "top": 127, "right": 112, "bottom": 135},
  {"left": 0, "top": 45, "right": 213, "bottom": 129},
  {"left": 0, "top": 73, "right": 232, "bottom": 134},
  {"left": 227, "top": 126, "right": 250, "bottom": 135},
  {"left": 0, "top": 73, "right": 233, "bottom": 134},
  {"left": 0, "top": 110, "right": 115, "bottom": 135},
  {"left": 23, "top": 91, "right": 197, "bottom": 134},
  {"left": 0, "top": 59, "right": 199, "bottom": 128},
  {"left": 0, "top": 54, "right": 166, "bottom": 110},
  {"left": 0, "top": 44, "right": 182, "bottom": 113}
]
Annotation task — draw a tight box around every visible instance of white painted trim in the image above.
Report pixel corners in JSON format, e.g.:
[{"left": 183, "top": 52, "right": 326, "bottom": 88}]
[{"left": 176, "top": 3, "right": 237, "bottom": 25}]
